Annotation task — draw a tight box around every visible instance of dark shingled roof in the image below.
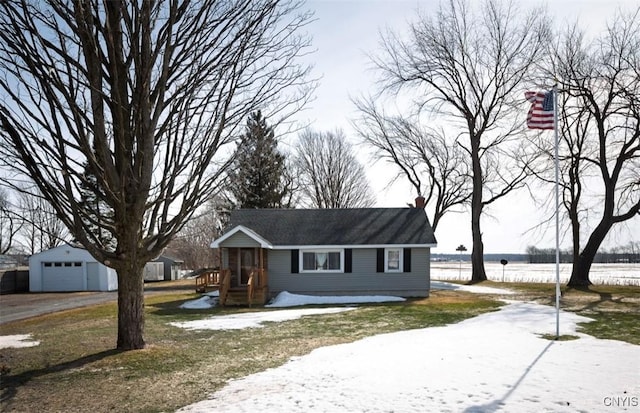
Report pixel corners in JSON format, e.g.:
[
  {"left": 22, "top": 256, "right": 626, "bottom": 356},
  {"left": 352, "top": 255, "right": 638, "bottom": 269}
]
[{"left": 226, "top": 208, "right": 437, "bottom": 246}]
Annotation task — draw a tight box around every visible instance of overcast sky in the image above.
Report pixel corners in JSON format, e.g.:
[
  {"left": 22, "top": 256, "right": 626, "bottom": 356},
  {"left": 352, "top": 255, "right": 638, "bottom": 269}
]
[{"left": 291, "top": 0, "right": 640, "bottom": 254}]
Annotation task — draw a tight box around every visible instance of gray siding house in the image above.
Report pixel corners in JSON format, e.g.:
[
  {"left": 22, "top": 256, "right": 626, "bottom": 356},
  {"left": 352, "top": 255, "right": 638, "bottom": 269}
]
[{"left": 210, "top": 204, "right": 437, "bottom": 303}]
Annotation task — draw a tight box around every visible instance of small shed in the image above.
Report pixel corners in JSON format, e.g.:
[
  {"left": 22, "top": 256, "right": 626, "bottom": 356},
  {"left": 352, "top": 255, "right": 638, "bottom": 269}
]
[
  {"left": 153, "top": 255, "right": 185, "bottom": 281},
  {"left": 29, "top": 245, "right": 118, "bottom": 292}
]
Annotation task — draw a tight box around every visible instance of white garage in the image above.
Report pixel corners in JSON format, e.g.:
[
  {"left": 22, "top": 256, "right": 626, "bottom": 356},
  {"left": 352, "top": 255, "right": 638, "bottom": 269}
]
[{"left": 29, "top": 245, "right": 118, "bottom": 292}]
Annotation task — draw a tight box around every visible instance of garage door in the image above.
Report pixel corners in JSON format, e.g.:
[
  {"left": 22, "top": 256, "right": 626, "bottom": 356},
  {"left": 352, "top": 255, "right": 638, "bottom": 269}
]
[{"left": 42, "top": 262, "right": 85, "bottom": 291}]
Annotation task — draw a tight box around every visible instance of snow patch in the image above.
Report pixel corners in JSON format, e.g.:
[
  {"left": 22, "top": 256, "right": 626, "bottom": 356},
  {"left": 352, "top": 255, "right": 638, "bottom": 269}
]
[
  {"left": 170, "top": 307, "right": 356, "bottom": 331},
  {"left": 0, "top": 334, "right": 40, "bottom": 349},
  {"left": 180, "top": 290, "right": 220, "bottom": 309},
  {"left": 180, "top": 296, "right": 218, "bottom": 309},
  {"left": 431, "top": 280, "right": 515, "bottom": 295},
  {"left": 266, "top": 291, "right": 405, "bottom": 307}
]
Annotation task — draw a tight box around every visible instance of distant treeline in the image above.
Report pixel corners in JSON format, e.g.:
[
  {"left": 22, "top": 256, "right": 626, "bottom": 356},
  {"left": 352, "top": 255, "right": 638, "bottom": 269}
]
[
  {"left": 525, "top": 246, "right": 640, "bottom": 264},
  {"left": 432, "top": 254, "right": 527, "bottom": 262},
  {"left": 432, "top": 246, "right": 640, "bottom": 264}
]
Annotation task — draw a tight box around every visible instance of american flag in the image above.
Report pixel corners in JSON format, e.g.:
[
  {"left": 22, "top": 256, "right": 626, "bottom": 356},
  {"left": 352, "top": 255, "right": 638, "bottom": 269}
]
[{"left": 525, "top": 90, "right": 555, "bottom": 130}]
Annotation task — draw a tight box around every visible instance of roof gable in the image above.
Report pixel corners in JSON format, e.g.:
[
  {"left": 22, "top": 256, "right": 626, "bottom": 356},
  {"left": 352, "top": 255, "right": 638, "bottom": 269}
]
[
  {"left": 217, "top": 208, "right": 437, "bottom": 247},
  {"left": 210, "top": 225, "right": 273, "bottom": 248}
]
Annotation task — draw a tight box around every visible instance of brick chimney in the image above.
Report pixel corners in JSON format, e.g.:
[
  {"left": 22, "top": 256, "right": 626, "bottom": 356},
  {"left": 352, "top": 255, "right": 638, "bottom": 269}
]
[{"left": 415, "top": 195, "right": 426, "bottom": 209}]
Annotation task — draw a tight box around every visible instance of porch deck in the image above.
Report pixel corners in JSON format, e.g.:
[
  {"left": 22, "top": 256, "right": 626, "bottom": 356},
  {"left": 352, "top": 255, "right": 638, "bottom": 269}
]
[{"left": 195, "top": 268, "right": 269, "bottom": 306}]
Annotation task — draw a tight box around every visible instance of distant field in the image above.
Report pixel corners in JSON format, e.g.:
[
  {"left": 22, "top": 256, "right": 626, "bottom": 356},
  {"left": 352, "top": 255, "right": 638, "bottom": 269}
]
[{"left": 431, "top": 261, "right": 640, "bottom": 286}]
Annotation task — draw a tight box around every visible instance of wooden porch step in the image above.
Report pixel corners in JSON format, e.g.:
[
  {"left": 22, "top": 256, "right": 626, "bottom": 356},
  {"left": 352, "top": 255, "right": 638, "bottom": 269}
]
[
  {"left": 222, "top": 287, "right": 269, "bottom": 306},
  {"left": 196, "top": 285, "right": 220, "bottom": 293}
]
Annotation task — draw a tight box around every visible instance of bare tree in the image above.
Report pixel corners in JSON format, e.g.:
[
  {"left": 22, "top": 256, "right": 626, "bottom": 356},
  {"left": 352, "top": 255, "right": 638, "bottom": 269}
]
[
  {"left": 0, "top": 188, "right": 21, "bottom": 254},
  {"left": 168, "top": 197, "right": 229, "bottom": 270},
  {"left": 372, "top": 0, "right": 550, "bottom": 282},
  {"left": 15, "top": 188, "right": 68, "bottom": 254},
  {"left": 0, "top": 0, "right": 314, "bottom": 350},
  {"left": 537, "top": 10, "right": 640, "bottom": 286},
  {"left": 279, "top": 155, "right": 302, "bottom": 208},
  {"left": 353, "top": 98, "right": 471, "bottom": 231},
  {"left": 295, "top": 129, "right": 375, "bottom": 208}
]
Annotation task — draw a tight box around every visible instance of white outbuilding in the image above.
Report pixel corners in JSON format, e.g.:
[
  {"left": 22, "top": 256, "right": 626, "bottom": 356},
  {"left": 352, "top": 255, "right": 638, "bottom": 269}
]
[{"left": 29, "top": 245, "right": 118, "bottom": 292}]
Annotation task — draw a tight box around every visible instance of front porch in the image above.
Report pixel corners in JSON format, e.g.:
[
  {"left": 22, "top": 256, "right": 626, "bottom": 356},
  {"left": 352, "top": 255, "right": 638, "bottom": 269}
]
[{"left": 195, "top": 247, "right": 269, "bottom": 306}]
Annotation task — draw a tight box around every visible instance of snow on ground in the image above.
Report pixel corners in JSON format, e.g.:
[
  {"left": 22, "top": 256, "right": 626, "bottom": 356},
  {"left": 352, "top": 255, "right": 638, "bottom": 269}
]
[
  {"left": 170, "top": 307, "right": 356, "bottom": 331},
  {"left": 431, "top": 280, "right": 514, "bottom": 295},
  {"left": 173, "top": 291, "right": 407, "bottom": 331},
  {"left": 177, "top": 302, "right": 640, "bottom": 413},
  {"left": 178, "top": 290, "right": 405, "bottom": 311},
  {"left": 178, "top": 282, "right": 505, "bottom": 312},
  {"left": 0, "top": 334, "right": 39, "bottom": 349},
  {"left": 433, "top": 262, "right": 640, "bottom": 286},
  {"left": 266, "top": 291, "right": 406, "bottom": 307},
  {"left": 180, "top": 296, "right": 217, "bottom": 309},
  {"left": 180, "top": 290, "right": 220, "bottom": 309},
  {"left": 173, "top": 284, "right": 509, "bottom": 330}
]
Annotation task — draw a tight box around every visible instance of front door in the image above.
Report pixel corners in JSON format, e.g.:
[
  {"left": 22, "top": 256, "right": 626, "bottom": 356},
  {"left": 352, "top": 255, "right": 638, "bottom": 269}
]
[{"left": 239, "top": 248, "right": 255, "bottom": 286}]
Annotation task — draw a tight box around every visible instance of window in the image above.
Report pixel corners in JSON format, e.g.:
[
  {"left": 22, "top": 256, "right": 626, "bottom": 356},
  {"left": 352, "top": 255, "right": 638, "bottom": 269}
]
[
  {"left": 301, "top": 250, "right": 343, "bottom": 272},
  {"left": 385, "top": 248, "right": 403, "bottom": 272}
]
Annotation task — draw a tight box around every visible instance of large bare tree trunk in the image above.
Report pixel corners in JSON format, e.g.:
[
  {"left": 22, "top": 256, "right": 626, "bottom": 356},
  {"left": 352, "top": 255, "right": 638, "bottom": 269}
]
[
  {"left": 470, "top": 138, "right": 487, "bottom": 283},
  {"left": 568, "top": 218, "right": 611, "bottom": 287},
  {"left": 115, "top": 263, "right": 145, "bottom": 350}
]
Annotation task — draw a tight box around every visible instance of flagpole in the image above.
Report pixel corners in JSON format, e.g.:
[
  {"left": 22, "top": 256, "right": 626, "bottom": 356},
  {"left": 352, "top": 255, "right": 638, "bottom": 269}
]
[{"left": 553, "top": 85, "right": 560, "bottom": 338}]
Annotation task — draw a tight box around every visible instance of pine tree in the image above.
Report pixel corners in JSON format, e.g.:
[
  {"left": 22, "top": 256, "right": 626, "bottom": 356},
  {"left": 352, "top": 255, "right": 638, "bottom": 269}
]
[
  {"left": 77, "top": 157, "right": 116, "bottom": 251},
  {"left": 228, "top": 111, "right": 289, "bottom": 208}
]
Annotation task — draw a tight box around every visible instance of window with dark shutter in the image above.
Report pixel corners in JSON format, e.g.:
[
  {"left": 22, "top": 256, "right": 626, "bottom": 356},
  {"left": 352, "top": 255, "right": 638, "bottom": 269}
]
[
  {"left": 376, "top": 248, "right": 384, "bottom": 273},
  {"left": 291, "top": 249, "right": 299, "bottom": 273},
  {"left": 345, "top": 249, "right": 352, "bottom": 273},
  {"left": 403, "top": 248, "right": 412, "bottom": 272}
]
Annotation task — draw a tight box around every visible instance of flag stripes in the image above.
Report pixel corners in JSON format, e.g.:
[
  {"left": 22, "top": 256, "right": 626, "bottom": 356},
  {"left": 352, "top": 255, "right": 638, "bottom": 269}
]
[{"left": 525, "top": 90, "right": 554, "bottom": 130}]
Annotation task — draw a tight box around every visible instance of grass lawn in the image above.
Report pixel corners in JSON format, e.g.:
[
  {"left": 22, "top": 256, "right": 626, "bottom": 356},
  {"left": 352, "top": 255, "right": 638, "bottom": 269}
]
[
  {"left": 0, "top": 289, "right": 501, "bottom": 413},
  {"left": 1, "top": 282, "right": 638, "bottom": 413}
]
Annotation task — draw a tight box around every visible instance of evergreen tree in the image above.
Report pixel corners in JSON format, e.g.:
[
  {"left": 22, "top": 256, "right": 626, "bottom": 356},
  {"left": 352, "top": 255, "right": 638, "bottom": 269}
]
[
  {"left": 228, "top": 111, "right": 289, "bottom": 208},
  {"left": 77, "top": 156, "right": 116, "bottom": 251}
]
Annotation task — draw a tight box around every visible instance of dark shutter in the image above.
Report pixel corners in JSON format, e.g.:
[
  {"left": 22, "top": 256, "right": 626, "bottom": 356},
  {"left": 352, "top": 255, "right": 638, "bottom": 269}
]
[
  {"left": 291, "top": 249, "right": 299, "bottom": 274},
  {"left": 345, "top": 249, "right": 352, "bottom": 273},
  {"left": 376, "top": 248, "right": 384, "bottom": 273},
  {"left": 403, "top": 248, "right": 412, "bottom": 272}
]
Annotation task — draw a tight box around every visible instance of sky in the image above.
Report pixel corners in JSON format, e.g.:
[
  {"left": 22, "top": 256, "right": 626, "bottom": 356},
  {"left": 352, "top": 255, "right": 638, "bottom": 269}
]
[
  {"left": 171, "top": 288, "right": 639, "bottom": 413},
  {"left": 289, "top": 0, "right": 640, "bottom": 254}
]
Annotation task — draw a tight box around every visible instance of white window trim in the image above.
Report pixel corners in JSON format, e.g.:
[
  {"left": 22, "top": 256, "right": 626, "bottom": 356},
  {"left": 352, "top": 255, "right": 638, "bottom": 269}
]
[
  {"left": 300, "top": 249, "right": 344, "bottom": 273},
  {"left": 384, "top": 248, "right": 403, "bottom": 273}
]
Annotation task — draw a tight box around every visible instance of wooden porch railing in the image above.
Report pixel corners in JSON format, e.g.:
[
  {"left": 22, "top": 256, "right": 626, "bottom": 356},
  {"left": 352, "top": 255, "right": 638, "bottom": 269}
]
[
  {"left": 195, "top": 269, "right": 221, "bottom": 293},
  {"left": 195, "top": 267, "right": 266, "bottom": 306},
  {"left": 219, "top": 269, "right": 231, "bottom": 306},
  {"left": 247, "top": 268, "right": 268, "bottom": 307}
]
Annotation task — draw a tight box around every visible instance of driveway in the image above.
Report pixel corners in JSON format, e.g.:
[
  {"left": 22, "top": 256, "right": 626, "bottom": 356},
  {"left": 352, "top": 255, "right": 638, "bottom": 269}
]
[{"left": 0, "top": 279, "right": 196, "bottom": 325}]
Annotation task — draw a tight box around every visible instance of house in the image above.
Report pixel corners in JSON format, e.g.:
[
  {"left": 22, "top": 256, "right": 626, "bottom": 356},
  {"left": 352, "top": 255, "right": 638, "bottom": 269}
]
[
  {"left": 29, "top": 244, "right": 118, "bottom": 292},
  {"left": 207, "top": 198, "right": 437, "bottom": 305}
]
